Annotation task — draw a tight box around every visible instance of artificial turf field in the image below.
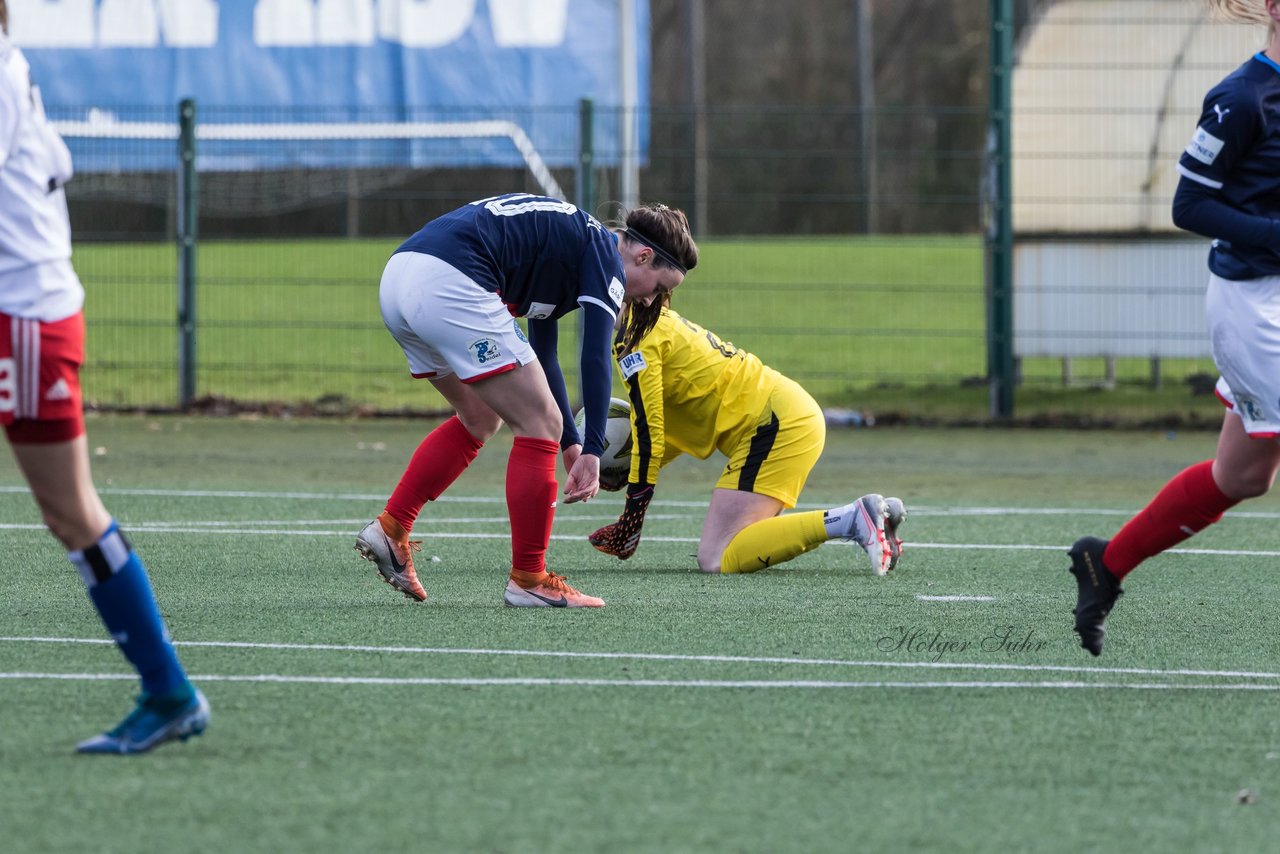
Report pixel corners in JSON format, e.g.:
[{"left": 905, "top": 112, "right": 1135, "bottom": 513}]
[{"left": 2, "top": 415, "right": 1278, "bottom": 852}]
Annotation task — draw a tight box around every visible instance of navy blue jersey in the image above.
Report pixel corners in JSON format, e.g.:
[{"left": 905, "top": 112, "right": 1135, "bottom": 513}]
[
  {"left": 394, "top": 193, "right": 621, "bottom": 456},
  {"left": 1175, "top": 53, "right": 1280, "bottom": 279},
  {"left": 395, "top": 193, "right": 625, "bottom": 321}
]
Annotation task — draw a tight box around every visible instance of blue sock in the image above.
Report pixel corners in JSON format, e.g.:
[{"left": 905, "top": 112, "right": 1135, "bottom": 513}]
[{"left": 68, "top": 521, "right": 191, "bottom": 699}]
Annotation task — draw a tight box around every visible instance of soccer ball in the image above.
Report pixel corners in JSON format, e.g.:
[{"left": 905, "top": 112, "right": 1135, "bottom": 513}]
[{"left": 574, "top": 397, "right": 633, "bottom": 478}]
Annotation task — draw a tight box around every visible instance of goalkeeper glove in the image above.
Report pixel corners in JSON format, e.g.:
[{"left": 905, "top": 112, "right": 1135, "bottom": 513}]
[{"left": 588, "top": 483, "right": 653, "bottom": 560}]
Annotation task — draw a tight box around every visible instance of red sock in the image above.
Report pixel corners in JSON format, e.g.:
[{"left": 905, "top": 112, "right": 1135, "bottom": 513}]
[
  {"left": 507, "top": 436, "right": 560, "bottom": 574},
  {"left": 385, "top": 416, "right": 483, "bottom": 532},
  {"left": 1104, "top": 460, "right": 1237, "bottom": 579}
]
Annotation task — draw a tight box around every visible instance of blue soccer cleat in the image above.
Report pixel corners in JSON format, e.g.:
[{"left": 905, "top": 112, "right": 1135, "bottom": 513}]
[{"left": 76, "top": 687, "right": 210, "bottom": 755}]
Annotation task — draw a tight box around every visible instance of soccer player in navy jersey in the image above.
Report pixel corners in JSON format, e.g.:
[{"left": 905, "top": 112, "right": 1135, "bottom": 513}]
[
  {"left": 1068, "top": 0, "right": 1280, "bottom": 655},
  {"left": 357, "top": 195, "right": 697, "bottom": 607},
  {"left": 0, "top": 2, "right": 209, "bottom": 753}
]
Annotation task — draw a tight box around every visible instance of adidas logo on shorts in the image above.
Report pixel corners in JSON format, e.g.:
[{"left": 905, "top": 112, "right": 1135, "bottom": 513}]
[{"left": 44, "top": 378, "right": 71, "bottom": 401}]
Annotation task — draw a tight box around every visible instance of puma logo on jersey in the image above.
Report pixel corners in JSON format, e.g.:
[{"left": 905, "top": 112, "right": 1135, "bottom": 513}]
[
  {"left": 1213, "top": 104, "right": 1231, "bottom": 123},
  {"left": 44, "top": 378, "right": 71, "bottom": 401}
]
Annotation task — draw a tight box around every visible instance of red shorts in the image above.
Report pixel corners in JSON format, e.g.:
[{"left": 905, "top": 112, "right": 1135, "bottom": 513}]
[{"left": 0, "top": 310, "right": 85, "bottom": 442}]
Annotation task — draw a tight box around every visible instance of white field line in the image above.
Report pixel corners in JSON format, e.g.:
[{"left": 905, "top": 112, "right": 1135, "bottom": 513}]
[
  {"left": 4, "top": 636, "right": 1280, "bottom": 681},
  {"left": 2, "top": 672, "right": 1279, "bottom": 691},
  {"left": 917, "top": 595, "right": 995, "bottom": 602},
  {"left": 3, "top": 521, "right": 1275, "bottom": 557},
  {"left": 903, "top": 542, "right": 1280, "bottom": 556},
  {"left": 3, "top": 485, "right": 1280, "bottom": 520},
  {"left": 0, "top": 523, "right": 700, "bottom": 544},
  {"left": 0, "top": 515, "right": 688, "bottom": 528},
  {"left": 2, "top": 491, "right": 1273, "bottom": 693}
]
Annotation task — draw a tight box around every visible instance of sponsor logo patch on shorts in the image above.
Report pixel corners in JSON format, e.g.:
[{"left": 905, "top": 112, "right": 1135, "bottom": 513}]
[
  {"left": 1235, "top": 392, "right": 1265, "bottom": 423},
  {"left": 619, "top": 351, "right": 647, "bottom": 379},
  {"left": 512, "top": 320, "right": 529, "bottom": 343},
  {"left": 469, "top": 338, "right": 502, "bottom": 366},
  {"left": 1185, "top": 126, "right": 1224, "bottom": 165},
  {"left": 526, "top": 302, "right": 556, "bottom": 320},
  {"left": 608, "top": 277, "right": 624, "bottom": 307}
]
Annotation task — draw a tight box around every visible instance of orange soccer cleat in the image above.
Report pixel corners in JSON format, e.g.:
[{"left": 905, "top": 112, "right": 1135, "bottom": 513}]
[
  {"left": 503, "top": 568, "right": 605, "bottom": 608},
  {"left": 354, "top": 511, "right": 427, "bottom": 602}
]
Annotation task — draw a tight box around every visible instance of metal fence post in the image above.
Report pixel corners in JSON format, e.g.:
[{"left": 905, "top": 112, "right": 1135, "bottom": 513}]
[
  {"left": 177, "top": 98, "right": 197, "bottom": 409},
  {"left": 854, "top": 0, "right": 877, "bottom": 234},
  {"left": 573, "top": 97, "right": 597, "bottom": 413},
  {"left": 578, "top": 97, "right": 595, "bottom": 213},
  {"left": 986, "top": 0, "right": 1015, "bottom": 419}
]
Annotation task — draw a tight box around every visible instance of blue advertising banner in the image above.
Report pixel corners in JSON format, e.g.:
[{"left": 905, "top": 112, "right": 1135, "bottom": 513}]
[{"left": 10, "top": 0, "right": 648, "bottom": 173}]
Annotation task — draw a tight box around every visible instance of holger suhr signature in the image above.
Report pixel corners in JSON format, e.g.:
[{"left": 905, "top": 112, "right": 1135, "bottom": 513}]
[{"left": 877, "top": 625, "right": 1050, "bottom": 661}]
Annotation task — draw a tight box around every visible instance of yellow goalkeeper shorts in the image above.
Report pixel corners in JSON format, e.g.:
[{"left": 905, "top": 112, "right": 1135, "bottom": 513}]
[{"left": 715, "top": 376, "right": 825, "bottom": 508}]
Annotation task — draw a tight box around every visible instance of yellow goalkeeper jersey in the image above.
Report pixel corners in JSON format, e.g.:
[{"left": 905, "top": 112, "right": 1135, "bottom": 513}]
[{"left": 616, "top": 308, "right": 779, "bottom": 484}]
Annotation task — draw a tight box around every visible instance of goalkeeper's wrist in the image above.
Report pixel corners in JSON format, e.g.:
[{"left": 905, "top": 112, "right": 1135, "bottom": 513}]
[
  {"left": 625, "top": 482, "right": 653, "bottom": 499},
  {"left": 624, "top": 482, "right": 653, "bottom": 513}
]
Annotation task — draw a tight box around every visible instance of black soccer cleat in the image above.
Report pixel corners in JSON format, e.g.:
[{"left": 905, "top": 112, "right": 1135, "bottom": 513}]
[{"left": 1067, "top": 536, "right": 1124, "bottom": 656}]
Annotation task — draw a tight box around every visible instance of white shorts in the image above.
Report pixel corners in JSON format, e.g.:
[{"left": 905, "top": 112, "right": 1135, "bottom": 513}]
[
  {"left": 378, "top": 251, "right": 536, "bottom": 383},
  {"left": 1206, "top": 271, "right": 1280, "bottom": 438}
]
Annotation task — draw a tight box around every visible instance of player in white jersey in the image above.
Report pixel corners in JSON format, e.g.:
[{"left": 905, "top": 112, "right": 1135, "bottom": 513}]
[
  {"left": 1067, "top": 0, "right": 1280, "bottom": 656},
  {"left": 356, "top": 196, "right": 698, "bottom": 607},
  {"left": 0, "top": 2, "right": 208, "bottom": 753}
]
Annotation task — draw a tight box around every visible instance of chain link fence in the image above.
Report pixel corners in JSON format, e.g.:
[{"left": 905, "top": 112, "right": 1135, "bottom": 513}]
[{"left": 57, "top": 1, "right": 1262, "bottom": 425}]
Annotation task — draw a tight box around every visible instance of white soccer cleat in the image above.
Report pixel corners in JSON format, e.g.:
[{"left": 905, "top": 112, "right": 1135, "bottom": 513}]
[
  {"left": 883, "top": 497, "right": 907, "bottom": 572},
  {"left": 849, "top": 494, "right": 890, "bottom": 573}
]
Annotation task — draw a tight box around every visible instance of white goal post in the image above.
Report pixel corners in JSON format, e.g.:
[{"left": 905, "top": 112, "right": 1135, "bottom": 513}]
[{"left": 54, "top": 116, "right": 567, "bottom": 201}]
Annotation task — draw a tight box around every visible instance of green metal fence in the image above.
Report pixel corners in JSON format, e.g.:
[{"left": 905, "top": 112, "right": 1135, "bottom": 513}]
[{"left": 56, "top": 0, "right": 1251, "bottom": 425}]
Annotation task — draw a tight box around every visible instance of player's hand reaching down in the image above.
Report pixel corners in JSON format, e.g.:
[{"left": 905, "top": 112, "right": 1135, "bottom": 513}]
[
  {"left": 563, "top": 452, "right": 600, "bottom": 504},
  {"left": 561, "top": 442, "right": 582, "bottom": 478},
  {"left": 588, "top": 484, "right": 653, "bottom": 559}
]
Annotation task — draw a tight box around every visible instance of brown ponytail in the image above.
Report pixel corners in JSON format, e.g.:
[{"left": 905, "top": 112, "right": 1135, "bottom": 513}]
[
  {"left": 613, "top": 203, "right": 698, "bottom": 354},
  {"left": 615, "top": 295, "right": 670, "bottom": 356}
]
